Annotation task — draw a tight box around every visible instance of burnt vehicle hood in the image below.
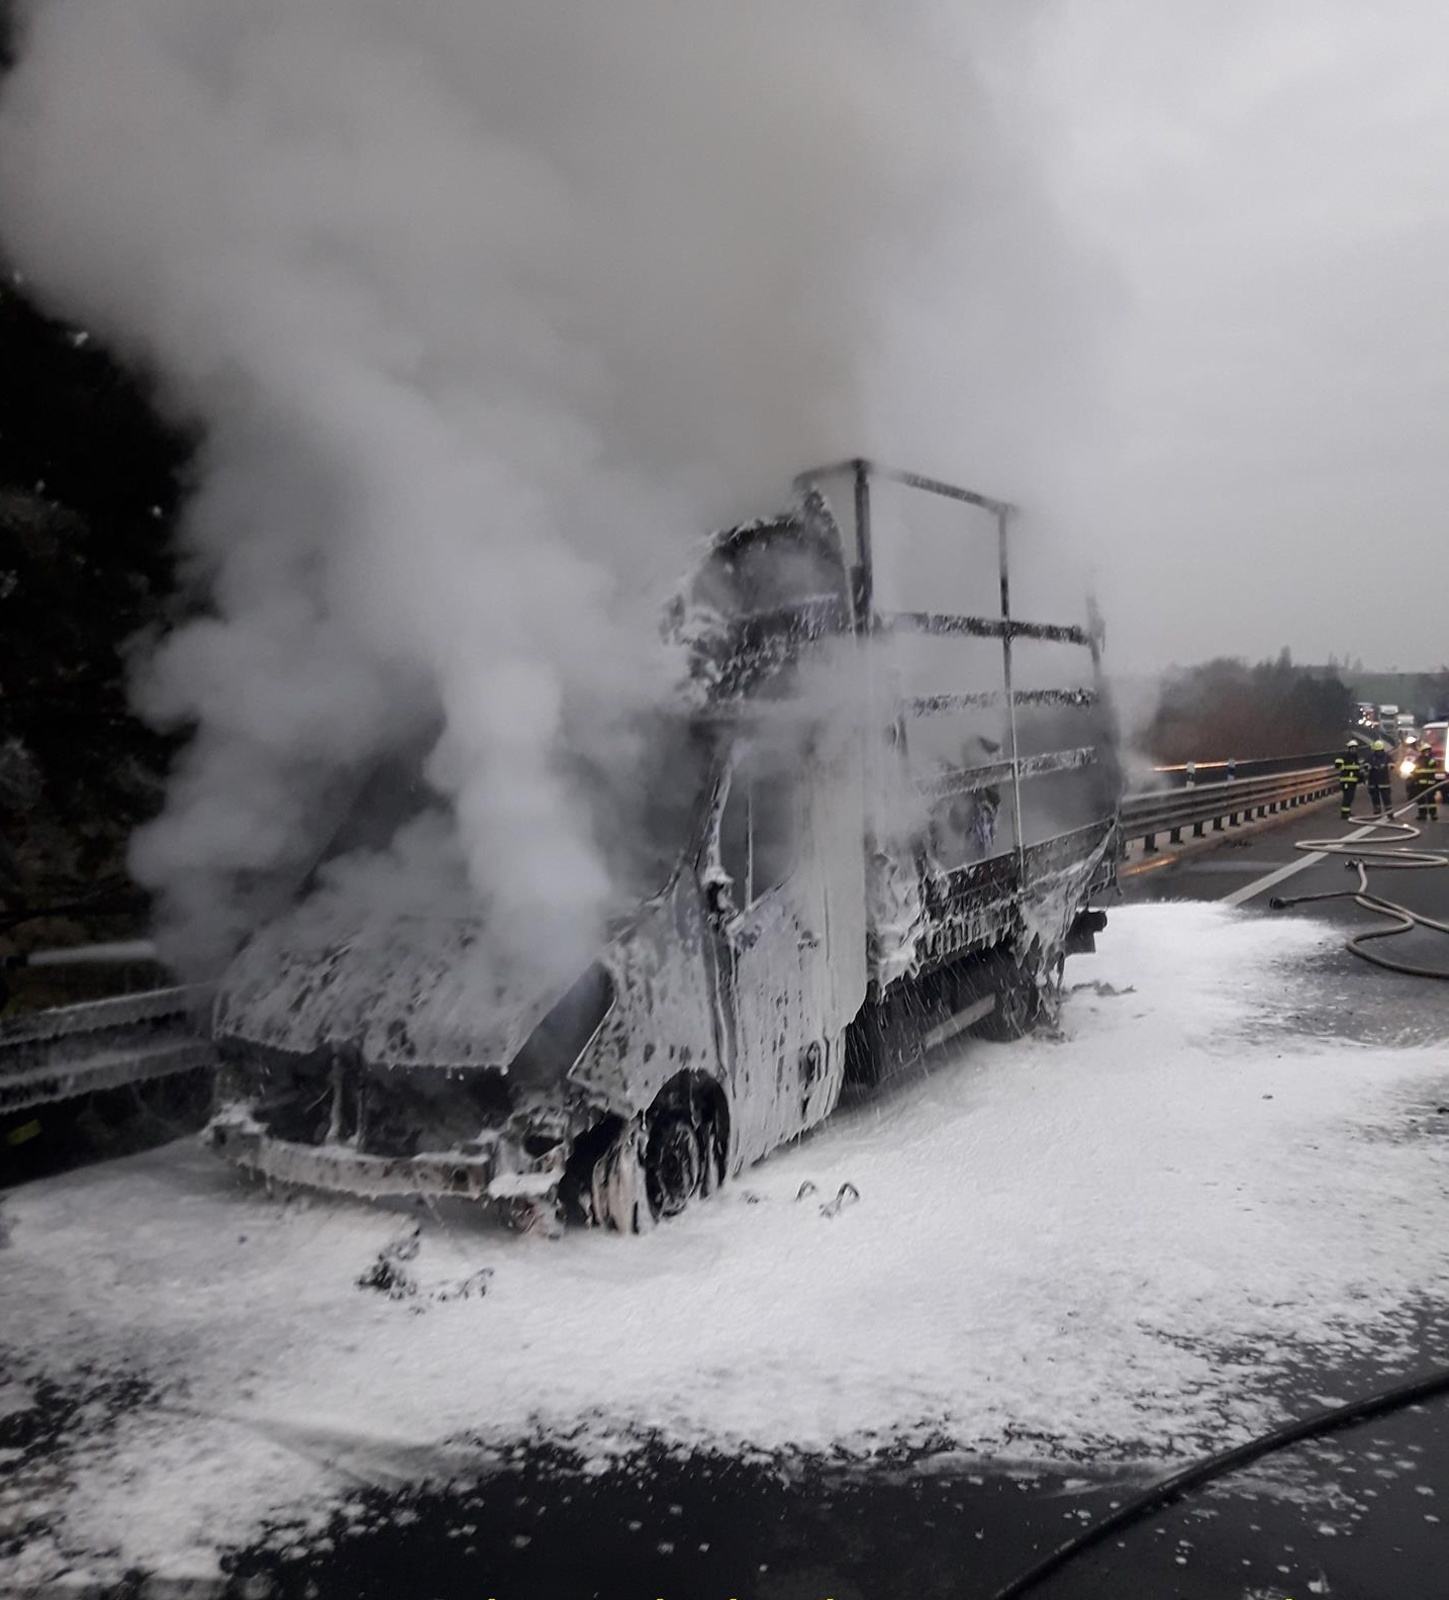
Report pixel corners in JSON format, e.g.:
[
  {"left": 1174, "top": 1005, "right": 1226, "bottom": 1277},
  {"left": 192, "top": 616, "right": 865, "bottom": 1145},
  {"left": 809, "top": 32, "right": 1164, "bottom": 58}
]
[{"left": 213, "top": 904, "right": 580, "bottom": 1072}]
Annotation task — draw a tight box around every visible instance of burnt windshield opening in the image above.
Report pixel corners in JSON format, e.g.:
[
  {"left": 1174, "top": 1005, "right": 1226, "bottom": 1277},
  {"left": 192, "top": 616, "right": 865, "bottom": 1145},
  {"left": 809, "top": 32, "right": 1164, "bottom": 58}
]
[
  {"left": 570, "top": 710, "right": 717, "bottom": 908},
  {"left": 292, "top": 707, "right": 717, "bottom": 926},
  {"left": 717, "top": 744, "right": 799, "bottom": 908}
]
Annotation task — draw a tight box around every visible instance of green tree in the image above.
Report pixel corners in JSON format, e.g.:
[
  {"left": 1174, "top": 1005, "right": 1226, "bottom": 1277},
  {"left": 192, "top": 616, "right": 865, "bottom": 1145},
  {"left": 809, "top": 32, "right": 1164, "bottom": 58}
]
[
  {"left": 1143, "top": 654, "right": 1351, "bottom": 764},
  {"left": 0, "top": 270, "right": 192, "bottom": 905}
]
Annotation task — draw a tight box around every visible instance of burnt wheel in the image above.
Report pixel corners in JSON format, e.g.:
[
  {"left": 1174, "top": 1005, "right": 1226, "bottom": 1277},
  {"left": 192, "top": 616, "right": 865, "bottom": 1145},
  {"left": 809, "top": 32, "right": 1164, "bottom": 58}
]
[
  {"left": 645, "top": 1111, "right": 703, "bottom": 1218},
  {"left": 983, "top": 980, "right": 1035, "bottom": 1040},
  {"left": 971, "top": 951, "right": 1041, "bottom": 1042},
  {"left": 587, "top": 1117, "right": 652, "bottom": 1233},
  {"left": 577, "top": 1078, "right": 726, "bottom": 1232}
]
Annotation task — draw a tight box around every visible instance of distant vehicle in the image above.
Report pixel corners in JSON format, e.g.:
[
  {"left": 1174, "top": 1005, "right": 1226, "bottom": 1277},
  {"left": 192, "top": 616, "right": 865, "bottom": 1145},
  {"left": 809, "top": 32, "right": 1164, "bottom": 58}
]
[
  {"left": 1379, "top": 704, "right": 1400, "bottom": 721},
  {"left": 1404, "top": 721, "right": 1448, "bottom": 785},
  {"left": 205, "top": 463, "right": 1121, "bottom": 1230},
  {"left": 1354, "top": 701, "right": 1378, "bottom": 725}
]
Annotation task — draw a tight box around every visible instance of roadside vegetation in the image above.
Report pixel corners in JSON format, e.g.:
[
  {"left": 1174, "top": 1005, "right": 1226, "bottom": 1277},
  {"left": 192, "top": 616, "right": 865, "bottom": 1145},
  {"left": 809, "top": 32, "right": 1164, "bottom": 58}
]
[
  {"left": 1142, "top": 650, "right": 1353, "bottom": 764},
  {"left": 0, "top": 271, "right": 188, "bottom": 992}
]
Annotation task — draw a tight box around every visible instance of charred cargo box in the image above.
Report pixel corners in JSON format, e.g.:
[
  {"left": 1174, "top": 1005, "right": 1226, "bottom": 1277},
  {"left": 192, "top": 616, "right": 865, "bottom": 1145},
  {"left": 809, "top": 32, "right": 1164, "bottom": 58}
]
[{"left": 207, "top": 462, "right": 1120, "bottom": 1229}]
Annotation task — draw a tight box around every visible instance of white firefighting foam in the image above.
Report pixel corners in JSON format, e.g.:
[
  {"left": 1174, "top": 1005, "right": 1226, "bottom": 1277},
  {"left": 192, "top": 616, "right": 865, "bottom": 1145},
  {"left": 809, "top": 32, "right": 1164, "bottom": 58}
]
[{"left": 4, "top": 903, "right": 1449, "bottom": 1586}]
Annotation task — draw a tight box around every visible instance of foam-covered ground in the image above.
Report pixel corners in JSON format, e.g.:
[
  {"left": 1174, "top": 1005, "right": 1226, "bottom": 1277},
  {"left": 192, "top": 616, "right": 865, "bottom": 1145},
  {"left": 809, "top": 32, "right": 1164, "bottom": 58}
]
[{"left": 3, "top": 902, "right": 1448, "bottom": 1585}]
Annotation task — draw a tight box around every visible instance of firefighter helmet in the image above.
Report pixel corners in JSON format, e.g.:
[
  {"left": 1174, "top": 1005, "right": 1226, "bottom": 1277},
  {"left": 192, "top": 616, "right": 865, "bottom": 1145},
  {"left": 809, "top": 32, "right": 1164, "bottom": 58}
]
[{"left": 1373, "top": 739, "right": 1385, "bottom": 751}]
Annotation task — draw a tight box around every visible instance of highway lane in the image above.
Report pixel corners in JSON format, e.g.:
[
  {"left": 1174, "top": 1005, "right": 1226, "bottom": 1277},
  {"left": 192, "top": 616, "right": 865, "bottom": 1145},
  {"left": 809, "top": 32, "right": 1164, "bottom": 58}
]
[
  {"left": 1122, "top": 791, "right": 1449, "bottom": 1040},
  {"left": 9, "top": 798, "right": 1449, "bottom": 1598},
  {"left": 1122, "top": 789, "right": 1449, "bottom": 915},
  {"left": 181, "top": 809, "right": 1449, "bottom": 1597},
  {"left": 218, "top": 1413, "right": 1449, "bottom": 1600}
]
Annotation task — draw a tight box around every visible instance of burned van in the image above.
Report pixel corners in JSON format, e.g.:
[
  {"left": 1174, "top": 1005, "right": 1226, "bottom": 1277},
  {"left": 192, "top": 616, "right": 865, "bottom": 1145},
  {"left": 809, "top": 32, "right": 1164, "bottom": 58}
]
[{"left": 206, "top": 462, "right": 1120, "bottom": 1229}]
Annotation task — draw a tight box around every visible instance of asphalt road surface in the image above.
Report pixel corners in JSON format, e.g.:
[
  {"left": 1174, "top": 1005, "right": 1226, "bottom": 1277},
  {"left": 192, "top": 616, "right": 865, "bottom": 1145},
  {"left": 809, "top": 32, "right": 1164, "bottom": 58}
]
[
  {"left": 1123, "top": 789, "right": 1449, "bottom": 1028},
  {"left": 7, "top": 794, "right": 1448, "bottom": 1600},
  {"left": 215, "top": 800, "right": 1449, "bottom": 1596},
  {"left": 207, "top": 797, "right": 1449, "bottom": 1599}
]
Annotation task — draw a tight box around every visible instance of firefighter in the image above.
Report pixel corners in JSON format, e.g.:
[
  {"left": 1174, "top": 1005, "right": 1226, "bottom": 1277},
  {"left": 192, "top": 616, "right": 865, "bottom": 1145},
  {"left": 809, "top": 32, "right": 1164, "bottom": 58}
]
[
  {"left": 1335, "top": 739, "right": 1362, "bottom": 820},
  {"left": 1365, "top": 739, "right": 1392, "bottom": 817},
  {"left": 1411, "top": 742, "right": 1440, "bottom": 822}
]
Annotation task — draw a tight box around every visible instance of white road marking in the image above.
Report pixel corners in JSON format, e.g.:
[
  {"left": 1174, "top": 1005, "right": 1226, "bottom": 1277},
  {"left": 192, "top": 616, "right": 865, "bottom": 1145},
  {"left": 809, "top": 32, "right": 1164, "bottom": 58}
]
[{"left": 1222, "top": 821, "right": 1381, "bottom": 907}]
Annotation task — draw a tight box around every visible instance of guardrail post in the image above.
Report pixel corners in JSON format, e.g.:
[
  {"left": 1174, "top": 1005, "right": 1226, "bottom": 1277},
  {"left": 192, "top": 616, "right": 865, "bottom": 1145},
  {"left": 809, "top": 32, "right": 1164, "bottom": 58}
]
[{"left": 1121, "top": 758, "right": 1339, "bottom": 854}]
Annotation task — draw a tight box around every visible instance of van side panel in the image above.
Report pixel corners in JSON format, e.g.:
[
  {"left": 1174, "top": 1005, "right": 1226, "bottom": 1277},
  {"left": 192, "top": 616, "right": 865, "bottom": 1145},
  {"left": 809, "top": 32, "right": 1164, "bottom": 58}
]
[
  {"left": 718, "top": 727, "right": 869, "bottom": 1169},
  {"left": 570, "top": 877, "right": 727, "bottom": 1128}
]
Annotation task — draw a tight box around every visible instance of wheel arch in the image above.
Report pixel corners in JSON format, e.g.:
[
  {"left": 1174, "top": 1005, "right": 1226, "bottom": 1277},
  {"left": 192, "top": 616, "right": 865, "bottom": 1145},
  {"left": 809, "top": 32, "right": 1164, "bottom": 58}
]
[{"left": 649, "top": 1067, "right": 730, "bottom": 1191}]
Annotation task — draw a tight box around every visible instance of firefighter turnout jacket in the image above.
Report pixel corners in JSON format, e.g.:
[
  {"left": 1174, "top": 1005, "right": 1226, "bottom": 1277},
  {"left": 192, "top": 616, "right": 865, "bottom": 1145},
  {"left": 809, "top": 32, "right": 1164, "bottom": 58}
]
[{"left": 1335, "top": 743, "right": 1362, "bottom": 819}]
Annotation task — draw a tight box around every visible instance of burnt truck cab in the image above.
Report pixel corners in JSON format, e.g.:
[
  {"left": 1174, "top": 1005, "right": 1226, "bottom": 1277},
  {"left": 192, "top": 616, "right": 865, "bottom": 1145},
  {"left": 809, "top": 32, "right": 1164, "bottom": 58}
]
[
  {"left": 207, "top": 463, "right": 1119, "bottom": 1229},
  {"left": 207, "top": 723, "right": 868, "bottom": 1229}
]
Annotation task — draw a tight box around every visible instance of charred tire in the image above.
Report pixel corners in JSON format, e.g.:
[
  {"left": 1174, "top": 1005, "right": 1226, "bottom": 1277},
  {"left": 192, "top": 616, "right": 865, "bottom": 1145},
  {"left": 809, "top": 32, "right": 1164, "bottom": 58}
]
[
  {"left": 558, "top": 1114, "right": 621, "bottom": 1226},
  {"left": 585, "top": 1114, "right": 701, "bottom": 1232},
  {"left": 645, "top": 1111, "right": 703, "bottom": 1218},
  {"left": 972, "top": 952, "right": 1040, "bottom": 1042},
  {"left": 588, "top": 1117, "right": 653, "bottom": 1234},
  {"left": 576, "top": 1074, "right": 728, "bottom": 1232}
]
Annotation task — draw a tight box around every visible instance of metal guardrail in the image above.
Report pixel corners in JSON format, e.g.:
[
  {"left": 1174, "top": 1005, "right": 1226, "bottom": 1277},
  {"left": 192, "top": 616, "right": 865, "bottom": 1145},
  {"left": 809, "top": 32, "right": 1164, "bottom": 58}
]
[
  {"left": 0, "top": 985, "right": 214, "bottom": 1118},
  {"left": 1, "top": 752, "right": 1337, "bottom": 1120},
  {"left": 1143, "top": 750, "right": 1340, "bottom": 790},
  {"left": 1121, "top": 762, "right": 1337, "bottom": 853}
]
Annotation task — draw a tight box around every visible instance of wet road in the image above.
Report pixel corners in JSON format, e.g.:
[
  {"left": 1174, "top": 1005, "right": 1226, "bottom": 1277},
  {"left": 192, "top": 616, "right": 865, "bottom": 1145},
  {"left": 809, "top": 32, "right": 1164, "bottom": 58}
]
[
  {"left": 1122, "top": 787, "right": 1449, "bottom": 933},
  {"left": 206, "top": 799, "right": 1448, "bottom": 1598},
  {"left": 1123, "top": 790, "right": 1449, "bottom": 1038},
  {"left": 214, "top": 1404, "right": 1449, "bottom": 1600},
  {"left": 243, "top": 800, "right": 1439, "bottom": 1600},
  {"left": 8, "top": 796, "right": 1449, "bottom": 1599}
]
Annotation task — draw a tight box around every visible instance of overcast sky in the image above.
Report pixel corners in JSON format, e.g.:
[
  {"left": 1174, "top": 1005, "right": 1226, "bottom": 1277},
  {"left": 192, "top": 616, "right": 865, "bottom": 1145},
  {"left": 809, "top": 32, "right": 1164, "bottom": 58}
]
[
  {"left": 4, "top": 0, "right": 1443, "bottom": 681},
  {"left": 1007, "top": 0, "right": 1449, "bottom": 673}
]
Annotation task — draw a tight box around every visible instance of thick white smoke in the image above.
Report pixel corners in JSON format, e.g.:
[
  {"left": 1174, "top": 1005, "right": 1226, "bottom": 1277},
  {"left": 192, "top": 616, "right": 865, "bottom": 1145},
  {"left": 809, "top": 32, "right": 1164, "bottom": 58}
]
[{"left": 0, "top": 0, "right": 1097, "bottom": 987}]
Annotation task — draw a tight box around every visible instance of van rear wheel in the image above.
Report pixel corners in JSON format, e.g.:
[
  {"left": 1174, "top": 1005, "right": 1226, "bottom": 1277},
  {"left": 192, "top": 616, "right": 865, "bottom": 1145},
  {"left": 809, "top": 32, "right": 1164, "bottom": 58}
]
[{"left": 970, "top": 951, "right": 1041, "bottom": 1042}]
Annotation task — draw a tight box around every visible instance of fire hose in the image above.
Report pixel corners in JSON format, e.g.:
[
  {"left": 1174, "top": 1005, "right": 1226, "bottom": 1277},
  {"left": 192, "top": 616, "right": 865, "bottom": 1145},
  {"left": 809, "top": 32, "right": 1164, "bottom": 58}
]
[
  {"left": 1265, "top": 794, "right": 1449, "bottom": 978},
  {"left": 989, "top": 1367, "right": 1449, "bottom": 1599}
]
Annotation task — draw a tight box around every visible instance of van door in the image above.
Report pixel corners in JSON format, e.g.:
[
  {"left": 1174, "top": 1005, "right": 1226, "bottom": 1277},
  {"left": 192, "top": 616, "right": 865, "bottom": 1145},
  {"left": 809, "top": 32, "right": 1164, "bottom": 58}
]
[{"left": 708, "top": 732, "right": 867, "bottom": 1166}]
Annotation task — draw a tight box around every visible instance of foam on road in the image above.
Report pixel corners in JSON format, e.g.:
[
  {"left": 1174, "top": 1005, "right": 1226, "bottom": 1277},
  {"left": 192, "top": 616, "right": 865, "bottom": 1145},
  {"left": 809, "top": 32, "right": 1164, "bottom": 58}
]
[{"left": 3, "top": 903, "right": 1448, "bottom": 1586}]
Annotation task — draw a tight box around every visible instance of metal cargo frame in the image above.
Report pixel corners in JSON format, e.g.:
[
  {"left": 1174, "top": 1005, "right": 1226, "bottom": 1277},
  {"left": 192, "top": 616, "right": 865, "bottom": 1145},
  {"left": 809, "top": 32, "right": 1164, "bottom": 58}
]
[{"left": 794, "top": 458, "right": 1113, "bottom": 892}]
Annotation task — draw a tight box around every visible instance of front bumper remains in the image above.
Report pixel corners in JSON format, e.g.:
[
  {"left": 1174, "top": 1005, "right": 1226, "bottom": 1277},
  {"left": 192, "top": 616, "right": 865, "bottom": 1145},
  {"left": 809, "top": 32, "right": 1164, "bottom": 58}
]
[{"left": 207, "top": 1109, "right": 563, "bottom": 1205}]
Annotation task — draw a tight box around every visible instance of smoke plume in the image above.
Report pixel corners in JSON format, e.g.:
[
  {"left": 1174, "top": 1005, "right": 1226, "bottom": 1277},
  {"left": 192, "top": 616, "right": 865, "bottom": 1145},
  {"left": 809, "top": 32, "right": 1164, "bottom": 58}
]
[{"left": 0, "top": 0, "right": 1096, "bottom": 986}]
